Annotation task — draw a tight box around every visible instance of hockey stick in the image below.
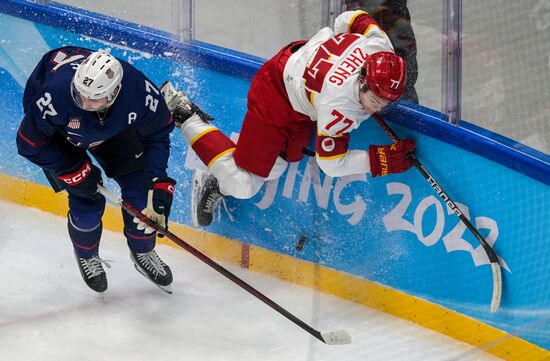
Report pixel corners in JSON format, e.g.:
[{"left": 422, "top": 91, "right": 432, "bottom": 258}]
[
  {"left": 372, "top": 114, "right": 502, "bottom": 313},
  {"left": 97, "top": 185, "right": 351, "bottom": 345}
]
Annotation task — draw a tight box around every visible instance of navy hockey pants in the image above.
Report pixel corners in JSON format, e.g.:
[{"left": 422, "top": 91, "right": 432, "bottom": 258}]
[{"left": 68, "top": 170, "right": 155, "bottom": 259}]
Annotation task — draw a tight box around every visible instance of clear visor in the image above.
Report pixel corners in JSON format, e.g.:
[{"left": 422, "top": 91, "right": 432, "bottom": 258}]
[{"left": 70, "top": 81, "right": 111, "bottom": 112}]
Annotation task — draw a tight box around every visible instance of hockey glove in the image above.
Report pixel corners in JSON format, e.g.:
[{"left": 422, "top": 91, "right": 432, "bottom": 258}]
[
  {"left": 135, "top": 177, "right": 176, "bottom": 236},
  {"left": 56, "top": 159, "right": 104, "bottom": 201},
  {"left": 369, "top": 139, "right": 416, "bottom": 177}
]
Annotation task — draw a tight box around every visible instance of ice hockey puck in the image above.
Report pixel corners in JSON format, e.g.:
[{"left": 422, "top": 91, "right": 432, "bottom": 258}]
[{"left": 295, "top": 235, "right": 306, "bottom": 251}]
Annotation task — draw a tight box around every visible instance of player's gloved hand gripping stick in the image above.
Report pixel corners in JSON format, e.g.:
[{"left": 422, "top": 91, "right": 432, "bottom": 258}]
[
  {"left": 134, "top": 177, "right": 177, "bottom": 238},
  {"left": 97, "top": 184, "right": 352, "bottom": 345},
  {"left": 373, "top": 113, "right": 502, "bottom": 313},
  {"left": 368, "top": 139, "right": 416, "bottom": 177}
]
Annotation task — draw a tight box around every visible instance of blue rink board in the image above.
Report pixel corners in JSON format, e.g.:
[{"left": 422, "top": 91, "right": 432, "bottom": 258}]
[{"left": 0, "top": 11, "right": 549, "bottom": 350}]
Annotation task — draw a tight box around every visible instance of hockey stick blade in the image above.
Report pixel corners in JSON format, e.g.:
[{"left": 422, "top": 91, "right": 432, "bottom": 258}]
[
  {"left": 97, "top": 185, "right": 352, "bottom": 345},
  {"left": 490, "top": 263, "right": 502, "bottom": 313},
  {"left": 320, "top": 329, "right": 352, "bottom": 345},
  {"left": 372, "top": 114, "right": 503, "bottom": 313}
]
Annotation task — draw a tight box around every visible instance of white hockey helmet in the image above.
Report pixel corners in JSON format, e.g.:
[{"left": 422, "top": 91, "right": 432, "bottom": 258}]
[{"left": 71, "top": 51, "right": 123, "bottom": 111}]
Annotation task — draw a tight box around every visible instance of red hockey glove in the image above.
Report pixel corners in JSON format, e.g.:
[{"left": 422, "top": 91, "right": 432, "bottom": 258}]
[{"left": 369, "top": 139, "right": 416, "bottom": 177}]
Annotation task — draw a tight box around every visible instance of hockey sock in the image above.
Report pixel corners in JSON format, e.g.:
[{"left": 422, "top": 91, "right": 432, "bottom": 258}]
[{"left": 68, "top": 212, "right": 103, "bottom": 259}]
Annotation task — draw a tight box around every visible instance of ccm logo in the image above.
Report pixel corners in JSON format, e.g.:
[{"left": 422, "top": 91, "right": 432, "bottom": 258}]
[
  {"left": 154, "top": 182, "right": 175, "bottom": 196},
  {"left": 58, "top": 161, "right": 92, "bottom": 185}
]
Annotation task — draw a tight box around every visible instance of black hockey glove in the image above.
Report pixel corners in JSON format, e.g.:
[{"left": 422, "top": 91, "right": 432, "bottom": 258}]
[
  {"left": 56, "top": 159, "right": 104, "bottom": 201},
  {"left": 135, "top": 177, "right": 176, "bottom": 237}
]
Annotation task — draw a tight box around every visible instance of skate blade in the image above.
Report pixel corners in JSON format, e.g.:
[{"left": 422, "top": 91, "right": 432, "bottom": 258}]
[
  {"left": 190, "top": 169, "right": 204, "bottom": 228},
  {"left": 134, "top": 264, "right": 173, "bottom": 294}
]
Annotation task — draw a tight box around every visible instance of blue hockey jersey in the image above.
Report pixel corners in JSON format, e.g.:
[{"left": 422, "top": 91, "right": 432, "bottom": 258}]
[{"left": 17, "top": 46, "right": 174, "bottom": 178}]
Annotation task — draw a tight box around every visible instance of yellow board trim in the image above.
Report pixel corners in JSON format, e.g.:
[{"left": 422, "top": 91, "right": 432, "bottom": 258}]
[
  {"left": 0, "top": 174, "right": 242, "bottom": 265},
  {"left": 1, "top": 173, "right": 548, "bottom": 360}
]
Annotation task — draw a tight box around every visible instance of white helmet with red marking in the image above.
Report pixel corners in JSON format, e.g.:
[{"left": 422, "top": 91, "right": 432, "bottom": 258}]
[{"left": 71, "top": 51, "right": 123, "bottom": 111}]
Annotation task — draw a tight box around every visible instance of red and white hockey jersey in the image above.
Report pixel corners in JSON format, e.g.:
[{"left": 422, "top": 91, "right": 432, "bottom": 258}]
[{"left": 283, "top": 11, "right": 394, "bottom": 177}]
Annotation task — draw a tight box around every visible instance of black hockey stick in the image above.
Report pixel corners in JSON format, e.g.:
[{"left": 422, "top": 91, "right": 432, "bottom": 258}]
[
  {"left": 372, "top": 114, "right": 502, "bottom": 313},
  {"left": 97, "top": 185, "right": 351, "bottom": 345}
]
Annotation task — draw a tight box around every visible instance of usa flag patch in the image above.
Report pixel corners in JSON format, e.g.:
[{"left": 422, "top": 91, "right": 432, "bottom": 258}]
[{"left": 68, "top": 118, "right": 81, "bottom": 129}]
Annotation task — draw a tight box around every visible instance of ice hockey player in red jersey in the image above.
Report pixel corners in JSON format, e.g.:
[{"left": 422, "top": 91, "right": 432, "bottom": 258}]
[{"left": 162, "top": 10, "right": 416, "bottom": 227}]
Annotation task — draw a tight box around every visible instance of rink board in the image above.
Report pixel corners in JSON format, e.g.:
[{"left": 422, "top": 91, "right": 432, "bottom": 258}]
[
  {"left": 0, "top": 2, "right": 549, "bottom": 358},
  {"left": 1, "top": 174, "right": 547, "bottom": 360}
]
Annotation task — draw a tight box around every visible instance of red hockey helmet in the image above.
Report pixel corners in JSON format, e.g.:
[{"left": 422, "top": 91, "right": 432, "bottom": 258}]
[{"left": 361, "top": 51, "right": 406, "bottom": 102}]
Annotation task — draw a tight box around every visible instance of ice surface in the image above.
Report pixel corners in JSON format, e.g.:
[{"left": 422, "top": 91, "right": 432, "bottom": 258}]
[{"left": 0, "top": 201, "right": 500, "bottom": 361}]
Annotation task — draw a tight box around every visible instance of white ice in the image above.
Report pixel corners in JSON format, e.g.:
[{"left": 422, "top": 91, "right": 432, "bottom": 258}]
[{"left": 0, "top": 201, "right": 500, "bottom": 361}]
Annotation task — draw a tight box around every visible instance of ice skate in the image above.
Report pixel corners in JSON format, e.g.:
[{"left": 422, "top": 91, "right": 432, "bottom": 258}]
[
  {"left": 159, "top": 80, "right": 213, "bottom": 127},
  {"left": 129, "top": 247, "right": 173, "bottom": 294},
  {"left": 74, "top": 253, "right": 111, "bottom": 293},
  {"left": 191, "top": 169, "right": 227, "bottom": 227}
]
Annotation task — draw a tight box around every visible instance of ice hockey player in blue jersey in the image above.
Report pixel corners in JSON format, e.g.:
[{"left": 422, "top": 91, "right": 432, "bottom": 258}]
[{"left": 17, "top": 46, "right": 177, "bottom": 293}]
